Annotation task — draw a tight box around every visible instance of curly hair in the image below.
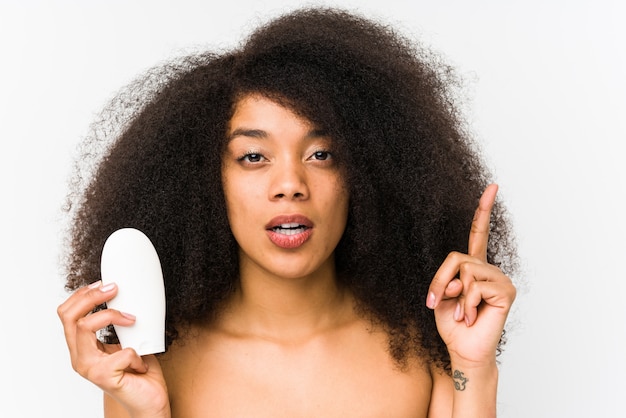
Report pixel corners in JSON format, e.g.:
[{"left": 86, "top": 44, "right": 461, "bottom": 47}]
[{"left": 63, "top": 7, "right": 517, "bottom": 371}]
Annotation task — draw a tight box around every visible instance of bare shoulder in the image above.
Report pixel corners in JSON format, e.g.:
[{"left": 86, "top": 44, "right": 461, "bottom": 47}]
[{"left": 160, "top": 317, "right": 434, "bottom": 417}]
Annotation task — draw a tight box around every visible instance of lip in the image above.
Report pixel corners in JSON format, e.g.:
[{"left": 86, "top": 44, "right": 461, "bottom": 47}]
[{"left": 265, "top": 214, "right": 314, "bottom": 249}]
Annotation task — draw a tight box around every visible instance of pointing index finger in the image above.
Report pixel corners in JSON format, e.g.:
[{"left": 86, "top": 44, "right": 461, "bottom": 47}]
[{"left": 468, "top": 183, "right": 498, "bottom": 262}]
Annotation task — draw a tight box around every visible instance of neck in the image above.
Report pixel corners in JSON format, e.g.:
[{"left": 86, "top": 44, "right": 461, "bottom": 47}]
[{"left": 224, "top": 257, "right": 351, "bottom": 342}]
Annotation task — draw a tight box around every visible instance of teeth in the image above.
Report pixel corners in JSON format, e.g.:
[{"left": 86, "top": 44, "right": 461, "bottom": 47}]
[
  {"left": 273, "top": 225, "right": 306, "bottom": 235},
  {"left": 279, "top": 223, "right": 301, "bottom": 228},
  {"left": 278, "top": 227, "right": 305, "bottom": 235}
]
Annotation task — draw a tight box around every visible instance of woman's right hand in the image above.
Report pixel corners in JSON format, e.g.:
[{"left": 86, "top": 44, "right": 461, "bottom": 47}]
[{"left": 57, "top": 281, "right": 171, "bottom": 418}]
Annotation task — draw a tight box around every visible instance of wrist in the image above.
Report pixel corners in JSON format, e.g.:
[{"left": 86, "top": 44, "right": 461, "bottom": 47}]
[
  {"left": 448, "top": 358, "right": 499, "bottom": 418},
  {"left": 449, "top": 362, "right": 498, "bottom": 389},
  {"left": 448, "top": 349, "right": 498, "bottom": 371},
  {"left": 132, "top": 409, "right": 171, "bottom": 418},
  {"left": 128, "top": 401, "right": 171, "bottom": 418}
]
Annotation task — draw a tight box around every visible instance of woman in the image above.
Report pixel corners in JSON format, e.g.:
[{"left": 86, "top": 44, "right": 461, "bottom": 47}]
[{"left": 58, "top": 8, "right": 517, "bottom": 417}]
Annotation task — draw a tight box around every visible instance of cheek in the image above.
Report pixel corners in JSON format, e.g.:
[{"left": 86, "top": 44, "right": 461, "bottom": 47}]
[
  {"left": 332, "top": 175, "right": 349, "bottom": 208},
  {"left": 221, "top": 174, "right": 242, "bottom": 228},
  {"left": 326, "top": 178, "right": 350, "bottom": 229},
  {"left": 222, "top": 175, "right": 262, "bottom": 231},
  {"left": 334, "top": 194, "right": 350, "bottom": 231}
]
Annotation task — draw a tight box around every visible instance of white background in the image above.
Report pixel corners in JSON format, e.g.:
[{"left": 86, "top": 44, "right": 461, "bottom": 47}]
[{"left": 1, "top": 1, "right": 624, "bottom": 416}]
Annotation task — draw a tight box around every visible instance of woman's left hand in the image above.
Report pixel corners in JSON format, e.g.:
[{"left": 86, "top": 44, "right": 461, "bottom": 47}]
[{"left": 426, "top": 184, "right": 516, "bottom": 365}]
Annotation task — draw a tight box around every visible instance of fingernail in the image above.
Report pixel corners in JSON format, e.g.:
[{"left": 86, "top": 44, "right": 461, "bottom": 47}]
[
  {"left": 121, "top": 312, "right": 136, "bottom": 320},
  {"left": 454, "top": 302, "right": 462, "bottom": 321},
  {"left": 100, "top": 283, "right": 115, "bottom": 292},
  {"left": 88, "top": 280, "right": 102, "bottom": 289},
  {"left": 465, "top": 316, "right": 472, "bottom": 327},
  {"left": 427, "top": 292, "right": 436, "bottom": 309}
]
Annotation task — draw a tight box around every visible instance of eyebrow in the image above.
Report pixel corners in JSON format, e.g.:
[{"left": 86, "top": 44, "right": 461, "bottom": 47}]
[
  {"left": 228, "top": 128, "right": 328, "bottom": 141},
  {"left": 228, "top": 128, "right": 267, "bottom": 140}
]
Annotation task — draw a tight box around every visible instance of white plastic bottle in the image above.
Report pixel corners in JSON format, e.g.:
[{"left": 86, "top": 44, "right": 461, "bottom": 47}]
[{"left": 100, "top": 228, "right": 166, "bottom": 355}]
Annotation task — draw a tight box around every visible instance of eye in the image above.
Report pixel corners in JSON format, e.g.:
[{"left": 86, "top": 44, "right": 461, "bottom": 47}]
[
  {"left": 310, "top": 150, "right": 332, "bottom": 161},
  {"left": 238, "top": 153, "right": 265, "bottom": 163}
]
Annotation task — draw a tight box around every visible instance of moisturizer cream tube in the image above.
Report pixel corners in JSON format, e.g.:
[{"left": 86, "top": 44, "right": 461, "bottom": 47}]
[{"left": 101, "top": 228, "right": 165, "bottom": 355}]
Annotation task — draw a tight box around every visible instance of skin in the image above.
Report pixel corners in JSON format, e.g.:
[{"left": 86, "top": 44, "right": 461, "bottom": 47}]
[{"left": 57, "top": 96, "right": 516, "bottom": 418}]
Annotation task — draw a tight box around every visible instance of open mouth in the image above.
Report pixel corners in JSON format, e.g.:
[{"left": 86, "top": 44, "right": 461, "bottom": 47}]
[
  {"left": 271, "top": 223, "right": 309, "bottom": 236},
  {"left": 266, "top": 216, "right": 314, "bottom": 249}
]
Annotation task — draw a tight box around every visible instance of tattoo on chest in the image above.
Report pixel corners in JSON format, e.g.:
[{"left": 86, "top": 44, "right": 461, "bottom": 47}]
[{"left": 453, "top": 370, "right": 468, "bottom": 391}]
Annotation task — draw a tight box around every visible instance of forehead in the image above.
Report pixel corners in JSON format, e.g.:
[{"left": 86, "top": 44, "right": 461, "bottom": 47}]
[{"left": 228, "top": 95, "right": 320, "bottom": 138}]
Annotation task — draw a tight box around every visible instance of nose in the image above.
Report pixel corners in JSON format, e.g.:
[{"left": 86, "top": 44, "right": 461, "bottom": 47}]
[{"left": 269, "top": 160, "right": 309, "bottom": 201}]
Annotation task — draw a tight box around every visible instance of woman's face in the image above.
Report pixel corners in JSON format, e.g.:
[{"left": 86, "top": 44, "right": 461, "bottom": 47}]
[{"left": 222, "top": 95, "right": 349, "bottom": 281}]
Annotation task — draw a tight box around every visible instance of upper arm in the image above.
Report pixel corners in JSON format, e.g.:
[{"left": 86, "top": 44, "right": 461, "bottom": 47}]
[
  {"left": 428, "top": 364, "right": 454, "bottom": 418},
  {"left": 104, "top": 393, "right": 132, "bottom": 418}
]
